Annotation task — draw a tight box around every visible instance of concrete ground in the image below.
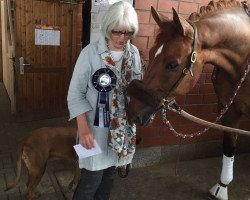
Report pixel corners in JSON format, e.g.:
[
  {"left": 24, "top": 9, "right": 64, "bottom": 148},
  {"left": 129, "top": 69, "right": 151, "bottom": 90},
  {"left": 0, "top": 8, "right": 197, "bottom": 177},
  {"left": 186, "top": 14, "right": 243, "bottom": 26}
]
[{"left": 1, "top": 82, "right": 250, "bottom": 200}]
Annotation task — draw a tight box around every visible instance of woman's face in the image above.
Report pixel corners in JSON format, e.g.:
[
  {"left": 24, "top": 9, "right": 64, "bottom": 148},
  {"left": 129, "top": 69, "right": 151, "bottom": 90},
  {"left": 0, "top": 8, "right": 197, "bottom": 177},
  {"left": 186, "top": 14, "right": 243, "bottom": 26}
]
[{"left": 108, "top": 27, "right": 134, "bottom": 51}]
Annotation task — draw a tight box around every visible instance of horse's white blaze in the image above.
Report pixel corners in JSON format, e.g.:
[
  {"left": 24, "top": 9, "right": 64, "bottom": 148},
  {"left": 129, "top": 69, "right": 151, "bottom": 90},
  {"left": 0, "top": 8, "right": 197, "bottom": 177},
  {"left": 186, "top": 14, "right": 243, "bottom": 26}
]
[
  {"left": 154, "top": 44, "right": 164, "bottom": 58},
  {"left": 220, "top": 155, "right": 234, "bottom": 185}
]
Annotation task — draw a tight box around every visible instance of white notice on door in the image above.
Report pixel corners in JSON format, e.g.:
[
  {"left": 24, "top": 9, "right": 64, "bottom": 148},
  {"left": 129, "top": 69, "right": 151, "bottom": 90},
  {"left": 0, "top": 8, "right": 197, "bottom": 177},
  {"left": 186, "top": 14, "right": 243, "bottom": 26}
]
[{"left": 35, "top": 29, "right": 60, "bottom": 46}]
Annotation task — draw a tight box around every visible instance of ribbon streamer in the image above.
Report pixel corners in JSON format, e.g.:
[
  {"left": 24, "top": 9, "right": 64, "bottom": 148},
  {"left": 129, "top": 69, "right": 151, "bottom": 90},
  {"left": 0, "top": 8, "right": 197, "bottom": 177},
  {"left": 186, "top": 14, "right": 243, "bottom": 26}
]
[{"left": 92, "top": 68, "right": 117, "bottom": 127}]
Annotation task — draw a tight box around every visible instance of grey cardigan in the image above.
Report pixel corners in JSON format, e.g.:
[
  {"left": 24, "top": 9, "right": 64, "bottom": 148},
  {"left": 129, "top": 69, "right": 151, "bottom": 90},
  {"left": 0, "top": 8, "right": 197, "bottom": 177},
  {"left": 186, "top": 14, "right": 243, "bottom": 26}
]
[{"left": 67, "top": 36, "right": 141, "bottom": 170}]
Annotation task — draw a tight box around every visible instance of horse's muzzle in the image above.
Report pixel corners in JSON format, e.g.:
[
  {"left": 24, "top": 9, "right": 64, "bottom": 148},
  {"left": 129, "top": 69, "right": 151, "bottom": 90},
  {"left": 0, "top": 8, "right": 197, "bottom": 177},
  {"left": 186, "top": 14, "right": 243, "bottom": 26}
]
[
  {"left": 127, "top": 80, "right": 162, "bottom": 110},
  {"left": 126, "top": 80, "right": 161, "bottom": 126},
  {"left": 127, "top": 105, "right": 156, "bottom": 126}
]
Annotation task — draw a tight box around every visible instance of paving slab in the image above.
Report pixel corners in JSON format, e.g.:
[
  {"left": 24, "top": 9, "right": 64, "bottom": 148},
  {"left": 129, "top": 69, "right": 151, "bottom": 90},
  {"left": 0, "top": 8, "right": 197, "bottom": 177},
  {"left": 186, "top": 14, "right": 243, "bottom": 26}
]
[
  {"left": 111, "top": 153, "right": 250, "bottom": 200},
  {"left": 3, "top": 154, "right": 250, "bottom": 200}
]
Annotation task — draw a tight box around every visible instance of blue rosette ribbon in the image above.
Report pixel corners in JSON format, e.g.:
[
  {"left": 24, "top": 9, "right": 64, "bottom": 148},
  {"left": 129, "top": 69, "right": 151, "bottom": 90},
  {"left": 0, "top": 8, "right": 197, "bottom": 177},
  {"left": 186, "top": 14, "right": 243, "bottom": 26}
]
[{"left": 92, "top": 68, "right": 117, "bottom": 127}]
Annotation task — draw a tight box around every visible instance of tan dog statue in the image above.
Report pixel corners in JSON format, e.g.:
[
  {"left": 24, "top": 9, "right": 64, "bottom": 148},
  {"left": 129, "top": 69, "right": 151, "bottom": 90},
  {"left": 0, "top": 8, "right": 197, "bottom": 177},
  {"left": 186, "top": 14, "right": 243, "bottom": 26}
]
[{"left": 5, "top": 127, "right": 80, "bottom": 200}]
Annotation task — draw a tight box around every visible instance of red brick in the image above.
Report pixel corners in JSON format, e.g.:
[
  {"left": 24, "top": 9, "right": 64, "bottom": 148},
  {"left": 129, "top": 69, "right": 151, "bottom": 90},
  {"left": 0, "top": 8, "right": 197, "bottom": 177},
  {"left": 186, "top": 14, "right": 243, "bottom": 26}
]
[
  {"left": 179, "top": 2, "right": 199, "bottom": 15},
  {"left": 141, "top": 48, "right": 150, "bottom": 60},
  {"left": 138, "top": 24, "right": 156, "bottom": 37},
  {"left": 203, "top": 64, "right": 214, "bottom": 73},
  {"left": 186, "top": 94, "right": 203, "bottom": 104},
  {"left": 197, "top": 73, "right": 206, "bottom": 84},
  {"left": 205, "top": 73, "right": 213, "bottom": 83},
  {"left": 133, "top": 36, "right": 148, "bottom": 50},
  {"left": 150, "top": 25, "right": 161, "bottom": 38},
  {"left": 135, "top": 0, "right": 157, "bottom": 11},
  {"left": 137, "top": 127, "right": 160, "bottom": 138},
  {"left": 188, "top": 84, "right": 200, "bottom": 94},
  {"left": 176, "top": 95, "right": 186, "bottom": 105},
  {"left": 184, "top": 0, "right": 196, "bottom": 2},
  {"left": 148, "top": 36, "right": 156, "bottom": 48},
  {"left": 183, "top": 104, "right": 215, "bottom": 114},
  {"left": 195, "top": 0, "right": 211, "bottom": 5},
  {"left": 158, "top": 0, "right": 179, "bottom": 13},
  {"left": 199, "top": 83, "right": 214, "bottom": 94},
  {"left": 150, "top": 11, "right": 173, "bottom": 24},
  {"left": 195, "top": 129, "right": 223, "bottom": 142},
  {"left": 203, "top": 94, "right": 218, "bottom": 104},
  {"left": 137, "top": 10, "right": 151, "bottom": 24},
  {"left": 141, "top": 137, "right": 167, "bottom": 147},
  {"left": 159, "top": 130, "right": 183, "bottom": 144}
]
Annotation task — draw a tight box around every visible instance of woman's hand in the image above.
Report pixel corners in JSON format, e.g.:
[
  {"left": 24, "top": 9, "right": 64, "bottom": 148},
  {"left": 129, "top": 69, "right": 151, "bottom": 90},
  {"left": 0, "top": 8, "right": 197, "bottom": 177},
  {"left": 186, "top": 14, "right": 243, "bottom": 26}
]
[{"left": 77, "top": 114, "right": 95, "bottom": 149}]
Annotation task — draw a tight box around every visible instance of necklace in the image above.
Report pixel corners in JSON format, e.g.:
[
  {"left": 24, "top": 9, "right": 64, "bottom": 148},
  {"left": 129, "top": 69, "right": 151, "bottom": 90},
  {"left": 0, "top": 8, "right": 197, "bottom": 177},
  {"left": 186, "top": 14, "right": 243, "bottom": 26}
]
[{"left": 106, "top": 40, "right": 125, "bottom": 63}]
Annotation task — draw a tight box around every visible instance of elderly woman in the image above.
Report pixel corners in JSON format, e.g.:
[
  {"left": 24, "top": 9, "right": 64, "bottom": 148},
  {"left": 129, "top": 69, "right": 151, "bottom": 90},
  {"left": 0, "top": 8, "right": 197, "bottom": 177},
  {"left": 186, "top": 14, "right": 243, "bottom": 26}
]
[{"left": 67, "top": 1, "right": 141, "bottom": 199}]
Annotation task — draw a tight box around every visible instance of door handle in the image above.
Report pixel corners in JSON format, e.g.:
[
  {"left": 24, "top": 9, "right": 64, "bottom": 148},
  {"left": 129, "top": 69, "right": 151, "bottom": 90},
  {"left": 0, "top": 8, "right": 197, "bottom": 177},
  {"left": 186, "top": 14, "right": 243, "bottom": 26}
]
[{"left": 19, "top": 57, "right": 31, "bottom": 75}]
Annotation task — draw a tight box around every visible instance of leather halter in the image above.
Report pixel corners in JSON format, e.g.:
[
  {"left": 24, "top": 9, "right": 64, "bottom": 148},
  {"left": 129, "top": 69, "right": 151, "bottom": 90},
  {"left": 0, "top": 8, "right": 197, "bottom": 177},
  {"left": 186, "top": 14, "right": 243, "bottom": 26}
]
[{"left": 164, "top": 21, "right": 198, "bottom": 99}]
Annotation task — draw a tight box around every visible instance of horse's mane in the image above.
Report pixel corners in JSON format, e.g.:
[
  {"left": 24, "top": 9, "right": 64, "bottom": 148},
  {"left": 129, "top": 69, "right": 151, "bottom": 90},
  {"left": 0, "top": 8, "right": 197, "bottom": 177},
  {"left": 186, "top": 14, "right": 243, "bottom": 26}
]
[{"left": 189, "top": 0, "right": 241, "bottom": 20}]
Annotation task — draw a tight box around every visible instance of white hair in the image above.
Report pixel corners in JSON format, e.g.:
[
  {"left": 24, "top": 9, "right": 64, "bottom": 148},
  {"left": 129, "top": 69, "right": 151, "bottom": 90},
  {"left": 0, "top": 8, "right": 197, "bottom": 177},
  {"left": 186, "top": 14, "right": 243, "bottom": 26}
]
[{"left": 101, "top": 1, "right": 139, "bottom": 39}]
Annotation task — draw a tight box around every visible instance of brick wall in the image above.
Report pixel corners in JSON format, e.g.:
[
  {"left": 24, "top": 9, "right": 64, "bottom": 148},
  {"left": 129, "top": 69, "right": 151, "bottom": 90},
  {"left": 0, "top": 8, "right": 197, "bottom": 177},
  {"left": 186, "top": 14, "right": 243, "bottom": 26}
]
[{"left": 133, "top": 0, "right": 250, "bottom": 148}]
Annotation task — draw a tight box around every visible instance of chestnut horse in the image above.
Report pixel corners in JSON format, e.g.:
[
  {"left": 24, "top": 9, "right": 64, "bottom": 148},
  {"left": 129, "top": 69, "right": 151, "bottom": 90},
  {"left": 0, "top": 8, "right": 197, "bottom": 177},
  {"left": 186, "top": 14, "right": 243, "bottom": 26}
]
[{"left": 127, "top": 0, "right": 250, "bottom": 199}]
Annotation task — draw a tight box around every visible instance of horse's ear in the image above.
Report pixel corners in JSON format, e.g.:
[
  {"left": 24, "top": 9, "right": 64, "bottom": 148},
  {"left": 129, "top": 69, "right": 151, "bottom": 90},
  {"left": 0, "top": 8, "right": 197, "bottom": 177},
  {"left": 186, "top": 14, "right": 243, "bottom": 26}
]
[
  {"left": 151, "top": 6, "right": 168, "bottom": 28},
  {"left": 172, "top": 8, "right": 194, "bottom": 38}
]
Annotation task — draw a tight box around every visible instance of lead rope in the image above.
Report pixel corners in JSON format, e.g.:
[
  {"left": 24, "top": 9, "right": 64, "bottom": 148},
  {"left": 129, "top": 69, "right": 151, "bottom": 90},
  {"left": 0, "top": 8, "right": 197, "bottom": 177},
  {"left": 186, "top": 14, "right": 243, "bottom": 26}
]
[{"left": 162, "top": 62, "right": 250, "bottom": 138}]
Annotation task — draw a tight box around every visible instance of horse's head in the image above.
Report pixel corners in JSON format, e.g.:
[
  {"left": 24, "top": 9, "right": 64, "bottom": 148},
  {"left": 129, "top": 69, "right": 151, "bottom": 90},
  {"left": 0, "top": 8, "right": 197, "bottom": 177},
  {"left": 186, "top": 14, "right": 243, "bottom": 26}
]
[{"left": 127, "top": 7, "right": 204, "bottom": 126}]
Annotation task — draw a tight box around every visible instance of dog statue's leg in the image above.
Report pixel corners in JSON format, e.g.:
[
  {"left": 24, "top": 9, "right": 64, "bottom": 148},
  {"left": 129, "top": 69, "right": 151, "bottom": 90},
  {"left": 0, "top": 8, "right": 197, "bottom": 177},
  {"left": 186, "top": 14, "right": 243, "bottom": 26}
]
[
  {"left": 23, "top": 149, "right": 47, "bottom": 200},
  {"left": 5, "top": 143, "right": 23, "bottom": 191},
  {"left": 25, "top": 167, "right": 46, "bottom": 200},
  {"left": 68, "top": 162, "right": 80, "bottom": 191}
]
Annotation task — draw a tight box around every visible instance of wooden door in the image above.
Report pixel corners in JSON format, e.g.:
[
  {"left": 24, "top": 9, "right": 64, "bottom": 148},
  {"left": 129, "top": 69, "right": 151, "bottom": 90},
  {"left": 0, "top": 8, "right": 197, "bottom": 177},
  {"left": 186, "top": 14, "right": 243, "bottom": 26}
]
[
  {"left": 0, "top": 2, "right": 2, "bottom": 82},
  {"left": 14, "top": 0, "right": 82, "bottom": 119}
]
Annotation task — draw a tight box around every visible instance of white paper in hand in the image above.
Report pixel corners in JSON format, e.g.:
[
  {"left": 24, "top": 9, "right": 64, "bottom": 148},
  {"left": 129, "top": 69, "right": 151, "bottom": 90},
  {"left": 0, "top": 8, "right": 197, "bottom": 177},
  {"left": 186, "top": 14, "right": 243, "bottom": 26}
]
[{"left": 73, "top": 140, "right": 102, "bottom": 159}]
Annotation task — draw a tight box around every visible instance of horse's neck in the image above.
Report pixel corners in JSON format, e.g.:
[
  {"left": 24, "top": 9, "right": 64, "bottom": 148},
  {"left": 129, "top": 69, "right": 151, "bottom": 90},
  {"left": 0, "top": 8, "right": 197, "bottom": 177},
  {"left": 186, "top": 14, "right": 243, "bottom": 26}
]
[{"left": 198, "top": 9, "right": 250, "bottom": 79}]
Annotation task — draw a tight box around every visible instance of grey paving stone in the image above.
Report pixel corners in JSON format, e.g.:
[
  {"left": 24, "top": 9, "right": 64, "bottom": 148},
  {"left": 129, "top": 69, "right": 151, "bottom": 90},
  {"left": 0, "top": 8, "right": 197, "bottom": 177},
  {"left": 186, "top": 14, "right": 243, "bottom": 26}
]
[
  {"left": 0, "top": 173, "right": 6, "bottom": 191},
  {"left": 0, "top": 145, "right": 12, "bottom": 154},
  {"left": 54, "top": 170, "right": 75, "bottom": 200},
  {"left": 4, "top": 171, "right": 20, "bottom": 194},
  {"left": 0, "top": 194, "right": 8, "bottom": 200},
  {"left": 8, "top": 192, "right": 22, "bottom": 200},
  {"left": 36, "top": 192, "right": 62, "bottom": 200},
  {"left": 2, "top": 153, "right": 14, "bottom": 169}
]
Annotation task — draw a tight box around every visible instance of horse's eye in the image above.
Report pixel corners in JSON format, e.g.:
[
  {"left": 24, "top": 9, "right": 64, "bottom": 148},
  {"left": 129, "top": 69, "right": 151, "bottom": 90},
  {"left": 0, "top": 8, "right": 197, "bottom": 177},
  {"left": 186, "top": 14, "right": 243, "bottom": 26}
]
[{"left": 165, "top": 61, "right": 179, "bottom": 71}]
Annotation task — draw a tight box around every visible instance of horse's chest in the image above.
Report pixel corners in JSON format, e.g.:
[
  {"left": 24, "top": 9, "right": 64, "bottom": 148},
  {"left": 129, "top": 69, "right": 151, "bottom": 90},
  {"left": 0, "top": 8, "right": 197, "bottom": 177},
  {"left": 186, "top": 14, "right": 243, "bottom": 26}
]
[{"left": 213, "top": 72, "right": 250, "bottom": 117}]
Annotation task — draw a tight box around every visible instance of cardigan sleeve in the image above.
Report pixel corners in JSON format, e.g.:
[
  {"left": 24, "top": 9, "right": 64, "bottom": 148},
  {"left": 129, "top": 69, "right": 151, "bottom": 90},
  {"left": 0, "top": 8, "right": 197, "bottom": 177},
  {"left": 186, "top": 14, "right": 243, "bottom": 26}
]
[{"left": 67, "top": 47, "right": 93, "bottom": 120}]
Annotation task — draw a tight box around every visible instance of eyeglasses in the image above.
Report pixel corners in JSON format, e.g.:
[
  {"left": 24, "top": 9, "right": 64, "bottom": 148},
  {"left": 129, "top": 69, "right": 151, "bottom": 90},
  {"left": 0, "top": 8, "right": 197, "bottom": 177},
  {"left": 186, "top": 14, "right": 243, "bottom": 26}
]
[{"left": 111, "top": 30, "right": 134, "bottom": 37}]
